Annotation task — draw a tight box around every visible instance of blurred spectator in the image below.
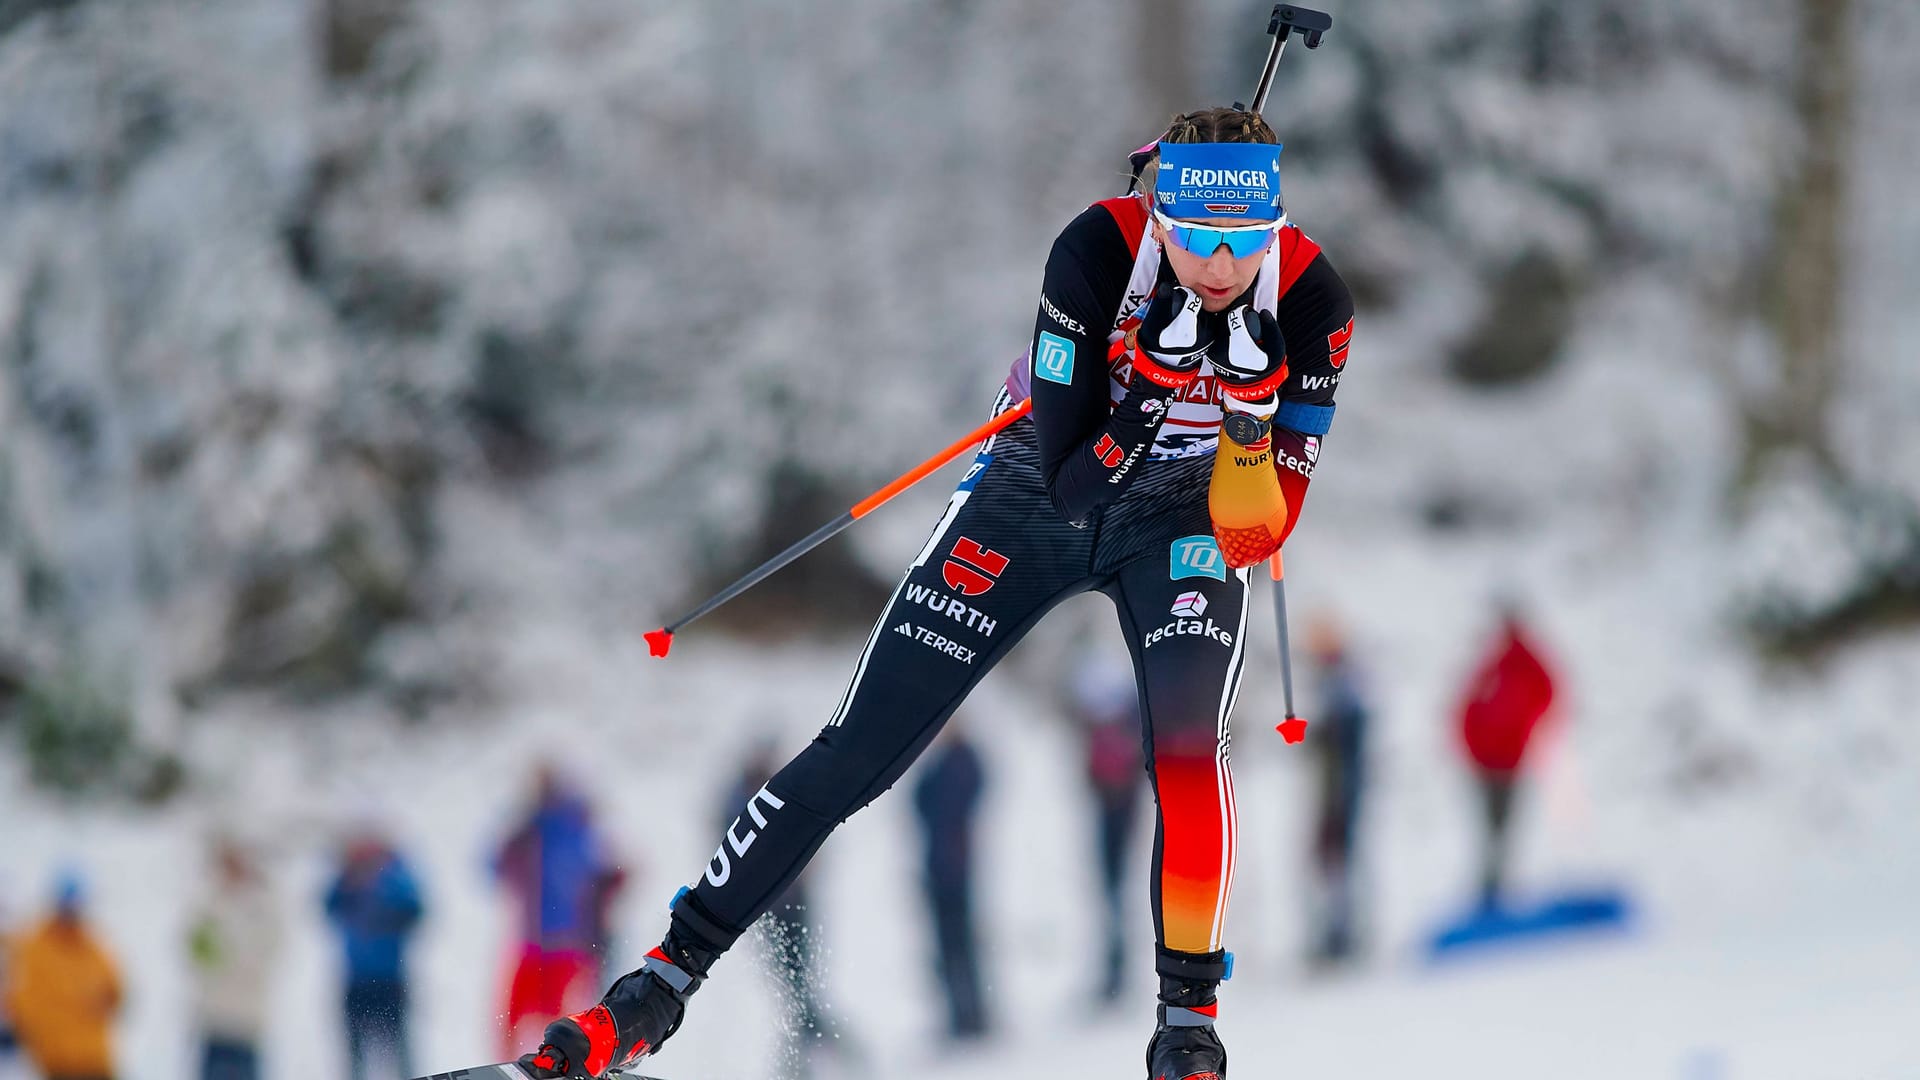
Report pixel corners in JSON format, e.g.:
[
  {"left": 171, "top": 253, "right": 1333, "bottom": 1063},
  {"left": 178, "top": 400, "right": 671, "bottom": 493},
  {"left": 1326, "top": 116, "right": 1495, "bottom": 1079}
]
[
  {"left": 719, "top": 735, "right": 847, "bottom": 1080},
  {"left": 493, "top": 763, "right": 626, "bottom": 1056},
  {"left": 1, "top": 887, "right": 16, "bottom": 1076},
  {"left": 1302, "top": 613, "right": 1371, "bottom": 968},
  {"left": 1456, "top": 603, "right": 1560, "bottom": 908},
  {"left": 912, "top": 723, "right": 988, "bottom": 1041},
  {"left": 187, "top": 837, "right": 282, "bottom": 1080},
  {"left": 324, "top": 831, "right": 424, "bottom": 1080},
  {"left": 1068, "top": 651, "right": 1144, "bottom": 1005},
  {"left": 585, "top": 854, "right": 629, "bottom": 979},
  {"left": 3, "top": 871, "right": 122, "bottom": 1080}
]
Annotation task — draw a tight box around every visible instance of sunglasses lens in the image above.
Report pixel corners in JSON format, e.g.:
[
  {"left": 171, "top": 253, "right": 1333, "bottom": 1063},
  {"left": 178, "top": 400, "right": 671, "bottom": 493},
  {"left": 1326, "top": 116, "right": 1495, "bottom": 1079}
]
[
  {"left": 1167, "top": 222, "right": 1274, "bottom": 259},
  {"left": 1222, "top": 230, "right": 1273, "bottom": 258}
]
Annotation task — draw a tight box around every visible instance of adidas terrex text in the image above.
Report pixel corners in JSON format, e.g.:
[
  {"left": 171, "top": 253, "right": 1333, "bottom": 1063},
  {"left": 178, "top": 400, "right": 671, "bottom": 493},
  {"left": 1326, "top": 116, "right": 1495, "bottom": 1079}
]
[{"left": 893, "top": 622, "right": 977, "bottom": 664}]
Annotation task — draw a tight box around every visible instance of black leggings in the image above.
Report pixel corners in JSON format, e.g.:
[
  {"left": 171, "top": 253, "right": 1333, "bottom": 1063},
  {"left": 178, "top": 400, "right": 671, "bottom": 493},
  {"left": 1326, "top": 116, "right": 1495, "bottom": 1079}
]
[{"left": 686, "top": 414, "right": 1248, "bottom": 960}]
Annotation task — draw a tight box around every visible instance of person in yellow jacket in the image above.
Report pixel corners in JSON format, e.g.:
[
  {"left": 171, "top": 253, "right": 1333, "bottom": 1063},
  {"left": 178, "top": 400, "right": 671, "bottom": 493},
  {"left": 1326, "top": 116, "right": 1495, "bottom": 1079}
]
[{"left": 4, "top": 874, "right": 121, "bottom": 1080}]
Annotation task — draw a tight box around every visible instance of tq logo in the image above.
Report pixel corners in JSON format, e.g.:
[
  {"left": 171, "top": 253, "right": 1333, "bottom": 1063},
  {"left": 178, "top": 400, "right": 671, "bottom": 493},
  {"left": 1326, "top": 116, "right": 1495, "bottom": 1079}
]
[{"left": 1169, "top": 535, "right": 1226, "bottom": 582}]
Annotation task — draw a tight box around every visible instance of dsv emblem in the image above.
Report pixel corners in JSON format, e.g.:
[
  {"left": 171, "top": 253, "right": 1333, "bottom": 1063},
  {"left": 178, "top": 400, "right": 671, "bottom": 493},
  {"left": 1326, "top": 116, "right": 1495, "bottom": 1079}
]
[{"left": 705, "top": 784, "right": 787, "bottom": 888}]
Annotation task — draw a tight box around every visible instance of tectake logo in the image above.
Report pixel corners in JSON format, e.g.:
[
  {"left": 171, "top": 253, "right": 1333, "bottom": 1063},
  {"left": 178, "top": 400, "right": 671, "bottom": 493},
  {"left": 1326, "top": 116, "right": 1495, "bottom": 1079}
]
[
  {"left": 1275, "top": 447, "right": 1313, "bottom": 479},
  {"left": 943, "top": 536, "right": 1009, "bottom": 596},
  {"left": 1035, "top": 332, "right": 1075, "bottom": 385},
  {"left": 1144, "top": 616, "right": 1234, "bottom": 651},
  {"left": 1170, "top": 535, "right": 1226, "bottom": 582},
  {"left": 1171, "top": 590, "right": 1208, "bottom": 618}
]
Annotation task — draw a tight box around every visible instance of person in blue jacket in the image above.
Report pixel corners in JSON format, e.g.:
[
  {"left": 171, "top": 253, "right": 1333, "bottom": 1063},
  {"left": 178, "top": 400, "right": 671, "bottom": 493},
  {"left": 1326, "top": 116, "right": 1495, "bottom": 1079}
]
[
  {"left": 324, "top": 829, "right": 424, "bottom": 1080},
  {"left": 912, "top": 724, "right": 990, "bottom": 1041}
]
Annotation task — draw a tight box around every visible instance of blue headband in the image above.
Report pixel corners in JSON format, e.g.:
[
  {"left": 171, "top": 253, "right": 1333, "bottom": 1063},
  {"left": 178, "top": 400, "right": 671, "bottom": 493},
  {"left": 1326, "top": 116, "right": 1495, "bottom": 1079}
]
[{"left": 1153, "top": 142, "right": 1284, "bottom": 222}]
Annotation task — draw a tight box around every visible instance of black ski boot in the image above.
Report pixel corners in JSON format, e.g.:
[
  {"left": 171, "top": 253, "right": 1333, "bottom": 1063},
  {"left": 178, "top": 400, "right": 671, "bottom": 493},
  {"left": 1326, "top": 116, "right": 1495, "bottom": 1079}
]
[
  {"left": 522, "top": 899, "right": 732, "bottom": 1078},
  {"left": 1145, "top": 948, "right": 1230, "bottom": 1080}
]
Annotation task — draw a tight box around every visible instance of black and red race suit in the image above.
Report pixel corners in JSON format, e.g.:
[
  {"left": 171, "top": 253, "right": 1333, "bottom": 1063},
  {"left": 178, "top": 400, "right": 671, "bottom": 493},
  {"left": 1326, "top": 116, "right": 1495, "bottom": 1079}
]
[{"left": 675, "top": 192, "right": 1355, "bottom": 968}]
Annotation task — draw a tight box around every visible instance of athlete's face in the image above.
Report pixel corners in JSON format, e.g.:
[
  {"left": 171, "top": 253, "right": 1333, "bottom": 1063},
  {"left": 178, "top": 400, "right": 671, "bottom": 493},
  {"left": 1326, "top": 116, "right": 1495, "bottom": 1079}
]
[{"left": 1153, "top": 214, "right": 1270, "bottom": 312}]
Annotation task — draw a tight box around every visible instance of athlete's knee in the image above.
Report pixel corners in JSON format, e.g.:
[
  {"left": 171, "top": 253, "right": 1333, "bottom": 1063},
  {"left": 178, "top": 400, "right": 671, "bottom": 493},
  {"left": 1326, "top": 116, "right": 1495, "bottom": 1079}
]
[
  {"left": 770, "top": 731, "right": 913, "bottom": 823},
  {"left": 764, "top": 738, "right": 845, "bottom": 818},
  {"left": 1147, "top": 710, "right": 1224, "bottom": 758}
]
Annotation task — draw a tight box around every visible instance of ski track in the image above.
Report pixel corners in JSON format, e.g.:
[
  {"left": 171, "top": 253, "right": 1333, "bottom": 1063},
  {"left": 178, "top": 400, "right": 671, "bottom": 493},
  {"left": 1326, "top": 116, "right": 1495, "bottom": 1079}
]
[{"left": 3, "top": 607, "right": 1917, "bottom": 1080}]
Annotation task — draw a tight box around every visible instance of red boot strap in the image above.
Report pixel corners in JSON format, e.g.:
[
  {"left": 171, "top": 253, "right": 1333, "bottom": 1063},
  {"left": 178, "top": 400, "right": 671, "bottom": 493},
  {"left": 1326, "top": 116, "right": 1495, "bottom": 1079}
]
[{"left": 570, "top": 1003, "right": 619, "bottom": 1078}]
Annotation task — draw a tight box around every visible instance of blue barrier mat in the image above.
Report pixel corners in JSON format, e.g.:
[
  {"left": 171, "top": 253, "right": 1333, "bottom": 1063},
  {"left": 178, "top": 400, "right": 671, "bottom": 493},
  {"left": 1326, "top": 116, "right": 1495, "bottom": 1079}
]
[{"left": 1426, "top": 887, "right": 1635, "bottom": 960}]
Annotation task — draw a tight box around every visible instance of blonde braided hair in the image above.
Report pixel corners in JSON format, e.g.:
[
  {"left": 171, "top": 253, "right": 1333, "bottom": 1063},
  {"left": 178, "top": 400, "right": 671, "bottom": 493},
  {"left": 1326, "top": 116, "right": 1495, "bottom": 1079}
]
[{"left": 1136, "top": 107, "right": 1279, "bottom": 202}]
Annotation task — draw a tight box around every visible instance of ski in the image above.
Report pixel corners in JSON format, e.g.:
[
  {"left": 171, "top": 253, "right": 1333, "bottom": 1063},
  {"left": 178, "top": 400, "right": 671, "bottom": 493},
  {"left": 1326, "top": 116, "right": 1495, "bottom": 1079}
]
[{"left": 409, "top": 1064, "right": 666, "bottom": 1080}]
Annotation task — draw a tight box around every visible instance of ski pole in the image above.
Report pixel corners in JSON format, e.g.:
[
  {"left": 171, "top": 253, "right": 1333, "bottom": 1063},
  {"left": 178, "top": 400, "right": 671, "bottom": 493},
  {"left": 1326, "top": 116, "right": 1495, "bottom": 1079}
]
[
  {"left": 1270, "top": 552, "right": 1309, "bottom": 744},
  {"left": 1244, "top": 4, "right": 1329, "bottom": 744},
  {"left": 644, "top": 397, "right": 1034, "bottom": 658}
]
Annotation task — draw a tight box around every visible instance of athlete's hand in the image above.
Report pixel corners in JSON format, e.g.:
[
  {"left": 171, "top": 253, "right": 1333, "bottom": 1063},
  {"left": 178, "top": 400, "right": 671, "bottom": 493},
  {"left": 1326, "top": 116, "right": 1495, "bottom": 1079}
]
[
  {"left": 1213, "top": 304, "right": 1289, "bottom": 415},
  {"left": 1131, "top": 284, "right": 1213, "bottom": 391}
]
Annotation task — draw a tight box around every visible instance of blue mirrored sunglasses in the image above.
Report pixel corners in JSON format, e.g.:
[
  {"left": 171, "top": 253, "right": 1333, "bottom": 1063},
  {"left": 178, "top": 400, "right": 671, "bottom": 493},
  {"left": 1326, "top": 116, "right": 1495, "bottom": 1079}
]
[{"left": 1154, "top": 209, "right": 1284, "bottom": 259}]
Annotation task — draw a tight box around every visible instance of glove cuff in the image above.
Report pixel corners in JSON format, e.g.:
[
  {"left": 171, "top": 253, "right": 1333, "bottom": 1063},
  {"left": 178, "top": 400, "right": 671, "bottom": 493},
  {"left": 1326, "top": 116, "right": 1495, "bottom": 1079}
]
[
  {"left": 1219, "top": 362, "right": 1289, "bottom": 399},
  {"left": 1222, "top": 392, "right": 1279, "bottom": 420},
  {"left": 1132, "top": 349, "right": 1203, "bottom": 390}
]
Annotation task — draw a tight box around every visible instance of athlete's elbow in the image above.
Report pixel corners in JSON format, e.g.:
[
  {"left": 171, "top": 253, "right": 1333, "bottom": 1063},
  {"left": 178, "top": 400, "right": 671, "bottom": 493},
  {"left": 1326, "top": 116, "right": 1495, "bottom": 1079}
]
[
  {"left": 1042, "top": 479, "right": 1096, "bottom": 528},
  {"left": 1051, "top": 497, "right": 1095, "bottom": 529}
]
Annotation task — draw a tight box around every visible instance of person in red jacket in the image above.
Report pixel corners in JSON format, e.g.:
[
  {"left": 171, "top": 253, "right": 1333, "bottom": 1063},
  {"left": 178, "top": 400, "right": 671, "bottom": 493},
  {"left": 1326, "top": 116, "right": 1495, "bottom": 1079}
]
[{"left": 1456, "top": 605, "right": 1559, "bottom": 909}]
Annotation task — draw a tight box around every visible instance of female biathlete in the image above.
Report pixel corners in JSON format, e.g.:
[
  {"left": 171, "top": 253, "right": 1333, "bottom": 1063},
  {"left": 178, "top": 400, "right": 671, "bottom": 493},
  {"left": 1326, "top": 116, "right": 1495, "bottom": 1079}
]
[{"left": 522, "top": 106, "right": 1355, "bottom": 1080}]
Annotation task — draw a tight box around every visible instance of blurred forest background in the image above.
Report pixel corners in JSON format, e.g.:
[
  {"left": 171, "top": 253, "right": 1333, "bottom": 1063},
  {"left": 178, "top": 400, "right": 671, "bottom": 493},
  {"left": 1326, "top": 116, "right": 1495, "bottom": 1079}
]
[
  {"left": 2, "top": 0, "right": 1915, "bottom": 795},
  {"left": 3, "top": 2, "right": 1919, "bottom": 1078}
]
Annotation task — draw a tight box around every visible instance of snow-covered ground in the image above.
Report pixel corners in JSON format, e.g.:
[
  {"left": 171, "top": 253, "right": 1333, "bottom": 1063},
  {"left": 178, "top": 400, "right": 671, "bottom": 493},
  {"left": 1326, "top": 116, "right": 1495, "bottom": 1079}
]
[{"left": 5, "top": 515, "right": 1916, "bottom": 1080}]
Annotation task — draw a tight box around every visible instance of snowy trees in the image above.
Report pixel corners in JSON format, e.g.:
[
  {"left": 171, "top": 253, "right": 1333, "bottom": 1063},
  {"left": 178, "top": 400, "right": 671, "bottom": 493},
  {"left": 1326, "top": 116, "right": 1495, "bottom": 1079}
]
[{"left": 2, "top": 0, "right": 1916, "bottom": 789}]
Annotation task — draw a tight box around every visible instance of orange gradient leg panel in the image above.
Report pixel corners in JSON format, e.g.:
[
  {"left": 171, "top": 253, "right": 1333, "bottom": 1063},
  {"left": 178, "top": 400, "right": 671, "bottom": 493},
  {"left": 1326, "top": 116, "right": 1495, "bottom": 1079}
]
[
  {"left": 1110, "top": 552, "right": 1248, "bottom": 955},
  {"left": 1152, "top": 739, "right": 1238, "bottom": 953}
]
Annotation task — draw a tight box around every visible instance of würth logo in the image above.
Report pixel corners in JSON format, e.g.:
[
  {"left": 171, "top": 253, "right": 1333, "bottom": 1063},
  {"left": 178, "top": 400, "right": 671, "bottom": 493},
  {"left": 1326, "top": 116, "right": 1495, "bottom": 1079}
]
[
  {"left": 943, "top": 537, "right": 1009, "bottom": 596},
  {"left": 1327, "top": 316, "right": 1353, "bottom": 369},
  {"left": 1094, "top": 434, "right": 1124, "bottom": 468}
]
